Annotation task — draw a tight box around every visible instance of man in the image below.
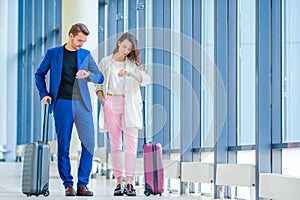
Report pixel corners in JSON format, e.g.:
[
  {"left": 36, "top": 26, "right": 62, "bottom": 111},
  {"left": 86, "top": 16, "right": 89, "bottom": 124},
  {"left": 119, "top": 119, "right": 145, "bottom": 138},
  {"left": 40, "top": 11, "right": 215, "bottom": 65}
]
[{"left": 35, "top": 23, "right": 104, "bottom": 196}]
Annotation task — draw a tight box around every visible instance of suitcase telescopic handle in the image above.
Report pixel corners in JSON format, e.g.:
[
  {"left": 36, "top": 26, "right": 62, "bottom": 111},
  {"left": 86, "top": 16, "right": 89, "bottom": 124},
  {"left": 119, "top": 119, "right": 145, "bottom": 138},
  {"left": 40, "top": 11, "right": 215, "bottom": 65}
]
[
  {"left": 143, "top": 101, "right": 147, "bottom": 144},
  {"left": 42, "top": 99, "right": 51, "bottom": 143}
]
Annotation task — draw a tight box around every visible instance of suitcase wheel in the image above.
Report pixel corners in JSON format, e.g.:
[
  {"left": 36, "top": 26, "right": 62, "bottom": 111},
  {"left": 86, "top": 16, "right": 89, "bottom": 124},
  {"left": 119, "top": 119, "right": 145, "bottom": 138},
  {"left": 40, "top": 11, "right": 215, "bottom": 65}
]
[
  {"left": 144, "top": 189, "right": 151, "bottom": 196},
  {"left": 43, "top": 190, "right": 49, "bottom": 197}
]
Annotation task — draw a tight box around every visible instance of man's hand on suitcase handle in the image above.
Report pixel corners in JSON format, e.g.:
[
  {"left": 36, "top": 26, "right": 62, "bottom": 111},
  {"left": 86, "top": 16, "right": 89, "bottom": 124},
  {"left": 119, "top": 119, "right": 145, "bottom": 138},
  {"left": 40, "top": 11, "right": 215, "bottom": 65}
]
[{"left": 41, "top": 96, "right": 52, "bottom": 104}]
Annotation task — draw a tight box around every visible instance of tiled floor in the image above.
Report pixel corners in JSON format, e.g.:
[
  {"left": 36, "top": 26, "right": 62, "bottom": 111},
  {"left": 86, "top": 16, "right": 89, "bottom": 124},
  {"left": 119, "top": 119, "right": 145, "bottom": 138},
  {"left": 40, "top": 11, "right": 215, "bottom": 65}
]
[{"left": 0, "top": 162, "right": 212, "bottom": 200}]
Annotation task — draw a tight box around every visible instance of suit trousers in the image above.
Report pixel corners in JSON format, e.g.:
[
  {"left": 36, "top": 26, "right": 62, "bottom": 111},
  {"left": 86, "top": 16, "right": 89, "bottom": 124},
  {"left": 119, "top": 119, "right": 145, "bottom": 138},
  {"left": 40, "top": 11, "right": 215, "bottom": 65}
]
[
  {"left": 53, "top": 98, "right": 94, "bottom": 188},
  {"left": 104, "top": 95, "right": 138, "bottom": 179}
]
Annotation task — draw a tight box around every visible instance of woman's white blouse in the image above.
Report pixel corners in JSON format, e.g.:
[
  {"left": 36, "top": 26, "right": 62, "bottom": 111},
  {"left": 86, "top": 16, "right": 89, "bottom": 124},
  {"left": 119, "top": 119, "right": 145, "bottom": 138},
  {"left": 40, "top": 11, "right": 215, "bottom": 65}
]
[{"left": 107, "top": 60, "right": 125, "bottom": 95}]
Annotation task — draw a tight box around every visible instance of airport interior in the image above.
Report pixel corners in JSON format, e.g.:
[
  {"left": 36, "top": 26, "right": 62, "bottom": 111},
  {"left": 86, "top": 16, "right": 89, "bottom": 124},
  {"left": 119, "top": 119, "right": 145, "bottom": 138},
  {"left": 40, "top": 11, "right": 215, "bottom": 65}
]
[{"left": 1, "top": 0, "right": 300, "bottom": 199}]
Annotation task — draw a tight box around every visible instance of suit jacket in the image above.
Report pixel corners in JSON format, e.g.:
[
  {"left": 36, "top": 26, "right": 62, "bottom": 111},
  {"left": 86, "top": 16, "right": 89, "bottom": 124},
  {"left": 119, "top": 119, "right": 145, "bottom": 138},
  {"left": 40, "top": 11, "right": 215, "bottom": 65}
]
[{"left": 35, "top": 45, "right": 104, "bottom": 113}]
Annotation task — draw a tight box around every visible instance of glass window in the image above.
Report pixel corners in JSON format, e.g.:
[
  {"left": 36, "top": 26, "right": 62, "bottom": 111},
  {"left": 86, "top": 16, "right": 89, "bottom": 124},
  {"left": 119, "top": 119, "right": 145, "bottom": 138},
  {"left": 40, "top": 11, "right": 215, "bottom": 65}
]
[
  {"left": 237, "top": 0, "right": 256, "bottom": 145},
  {"left": 283, "top": 0, "right": 300, "bottom": 142},
  {"left": 201, "top": 0, "right": 215, "bottom": 148},
  {"left": 17, "top": 0, "right": 61, "bottom": 144}
]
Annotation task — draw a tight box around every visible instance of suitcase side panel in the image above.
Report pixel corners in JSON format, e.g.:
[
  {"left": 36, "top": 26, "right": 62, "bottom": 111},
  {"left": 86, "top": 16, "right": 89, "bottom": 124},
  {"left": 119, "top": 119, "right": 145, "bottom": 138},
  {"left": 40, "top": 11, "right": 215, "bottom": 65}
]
[
  {"left": 22, "top": 142, "right": 50, "bottom": 196},
  {"left": 22, "top": 144, "right": 37, "bottom": 193},
  {"left": 40, "top": 143, "right": 50, "bottom": 194},
  {"left": 143, "top": 143, "right": 164, "bottom": 195},
  {"left": 155, "top": 143, "right": 164, "bottom": 194}
]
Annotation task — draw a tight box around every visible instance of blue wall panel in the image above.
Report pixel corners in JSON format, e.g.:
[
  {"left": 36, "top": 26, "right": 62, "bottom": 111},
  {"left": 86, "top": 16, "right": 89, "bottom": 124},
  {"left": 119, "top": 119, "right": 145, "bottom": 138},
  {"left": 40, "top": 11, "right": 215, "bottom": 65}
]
[
  {"left": 271, "top": 0, "right": 282, "bottom": 174},
  {"left": 255, "top": 0, "right": 272, "bottom": 198},
  {"left": 227, "top": 0, "right": 237, "bottom": 164},
  {"left": 214, "top": 0, "right": 228, "bottom": 197},
  {"left": 192, "top": 0, "right": 202, "bottom": 153}
]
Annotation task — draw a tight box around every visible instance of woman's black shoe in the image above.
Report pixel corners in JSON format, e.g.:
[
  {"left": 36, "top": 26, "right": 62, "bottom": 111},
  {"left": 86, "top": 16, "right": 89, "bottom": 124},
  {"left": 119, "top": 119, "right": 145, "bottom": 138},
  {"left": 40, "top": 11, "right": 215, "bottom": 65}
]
[
  {"left": 114, "top": 184, "right": 124, "bottom": 196},
  {"left": 123, "top": 184, "right": 136, "bottom": 196}
]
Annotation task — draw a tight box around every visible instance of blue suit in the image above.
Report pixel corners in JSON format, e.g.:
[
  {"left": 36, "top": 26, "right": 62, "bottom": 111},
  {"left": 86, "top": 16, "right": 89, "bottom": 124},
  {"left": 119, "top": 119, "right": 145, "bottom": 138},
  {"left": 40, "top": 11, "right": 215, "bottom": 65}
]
[
  {"left": 35, "top": 45, "right": 104, "bottom": 189},
  {"left": 35, "top": 45, "right": 103, "bottom": 112}
]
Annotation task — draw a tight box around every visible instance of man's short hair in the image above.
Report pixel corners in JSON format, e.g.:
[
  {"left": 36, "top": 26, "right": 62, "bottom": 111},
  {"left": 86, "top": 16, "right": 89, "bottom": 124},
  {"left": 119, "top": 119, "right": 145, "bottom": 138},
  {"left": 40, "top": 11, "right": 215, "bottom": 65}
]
[{"left": 69, "top": 23, "right": 90, "bottom": 36}]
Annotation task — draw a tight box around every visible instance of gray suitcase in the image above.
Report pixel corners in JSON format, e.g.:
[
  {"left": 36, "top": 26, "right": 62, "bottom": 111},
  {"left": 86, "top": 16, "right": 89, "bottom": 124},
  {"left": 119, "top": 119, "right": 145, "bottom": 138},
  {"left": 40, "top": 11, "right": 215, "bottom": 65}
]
[{"left": 22, "top": 101, "right": 50, "bottom": 197}]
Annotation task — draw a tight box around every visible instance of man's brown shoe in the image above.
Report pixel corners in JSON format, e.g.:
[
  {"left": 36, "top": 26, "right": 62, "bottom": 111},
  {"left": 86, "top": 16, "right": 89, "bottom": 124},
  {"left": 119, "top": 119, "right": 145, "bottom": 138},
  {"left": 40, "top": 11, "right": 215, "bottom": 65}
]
[
  {"left": 65, "top": 185, "right": 76, "bottom": 196},
  {"left": 77, "top": 185, "right": 93, "bottom": 196}
]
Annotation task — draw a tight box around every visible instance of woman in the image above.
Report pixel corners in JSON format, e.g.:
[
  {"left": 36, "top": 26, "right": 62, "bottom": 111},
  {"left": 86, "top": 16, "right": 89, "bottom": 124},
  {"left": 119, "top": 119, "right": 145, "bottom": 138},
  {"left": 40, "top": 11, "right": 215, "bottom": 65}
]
[{"left": 96, "top": 32, "right": 150, "bottom": 196}]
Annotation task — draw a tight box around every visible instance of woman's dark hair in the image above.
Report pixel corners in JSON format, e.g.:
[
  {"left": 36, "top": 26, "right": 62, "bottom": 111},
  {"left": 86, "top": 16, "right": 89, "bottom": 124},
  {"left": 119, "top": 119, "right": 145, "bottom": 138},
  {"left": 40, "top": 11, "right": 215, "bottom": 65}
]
[
  {"left": 112, "top": 32, "right": 144, "bottom": 69},
  {"left": 68, "top": 23, "right": 90, "bottom": 36}
]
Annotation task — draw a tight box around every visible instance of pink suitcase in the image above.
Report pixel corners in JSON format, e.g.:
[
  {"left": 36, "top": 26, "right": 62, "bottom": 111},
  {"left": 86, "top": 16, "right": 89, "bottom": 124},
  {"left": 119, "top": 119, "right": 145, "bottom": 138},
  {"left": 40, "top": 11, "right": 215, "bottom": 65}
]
[{"left": 143, "top": 142, "right": 164, "bottom": 196}]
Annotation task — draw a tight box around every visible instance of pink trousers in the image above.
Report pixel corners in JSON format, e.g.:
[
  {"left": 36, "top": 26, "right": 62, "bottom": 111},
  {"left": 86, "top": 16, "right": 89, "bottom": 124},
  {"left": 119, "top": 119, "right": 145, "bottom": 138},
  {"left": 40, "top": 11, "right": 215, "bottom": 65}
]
[{"left": 104, "top": 95, "right": 138, "bottom": 178}]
